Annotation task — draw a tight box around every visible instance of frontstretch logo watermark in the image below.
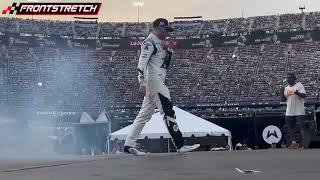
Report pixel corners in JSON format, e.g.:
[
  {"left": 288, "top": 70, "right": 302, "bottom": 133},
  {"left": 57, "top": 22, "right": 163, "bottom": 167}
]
[{"left": 2, "top": 3, "right": 102, "bottom": 15}]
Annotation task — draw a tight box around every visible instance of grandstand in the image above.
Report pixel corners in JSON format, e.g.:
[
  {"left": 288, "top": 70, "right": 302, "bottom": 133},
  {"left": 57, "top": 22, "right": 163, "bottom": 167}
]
[{"left": 0, "top": 12, "right": 320, "bottom": 148}]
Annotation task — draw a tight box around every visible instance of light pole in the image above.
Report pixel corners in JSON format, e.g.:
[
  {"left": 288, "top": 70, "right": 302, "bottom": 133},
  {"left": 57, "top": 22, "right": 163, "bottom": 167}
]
[{"left": 133, "top": 1, "right": 144, "bottom": 24}]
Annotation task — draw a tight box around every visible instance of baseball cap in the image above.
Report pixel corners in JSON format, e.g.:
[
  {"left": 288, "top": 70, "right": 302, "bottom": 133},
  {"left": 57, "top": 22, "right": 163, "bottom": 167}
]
[{"left": 153, "top": 18, "right": 174, "bottom": 32}]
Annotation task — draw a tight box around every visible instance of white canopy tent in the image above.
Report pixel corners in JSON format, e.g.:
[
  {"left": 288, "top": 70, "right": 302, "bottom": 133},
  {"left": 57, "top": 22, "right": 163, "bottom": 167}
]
[
  {"left": 96, "top": 111, "right": 109, "bottom": 123},
  {"left": 79, "top": 112, "right": 95, "bottom": 124},
  {"left": 109, "top": 106, "right": 231, "bottom": 152},
  {"left": 74, "top": 112, "right": 111, "bottom": 154},
  {"left": 78, "top": 111, "right": 110, "bottom": 125}
]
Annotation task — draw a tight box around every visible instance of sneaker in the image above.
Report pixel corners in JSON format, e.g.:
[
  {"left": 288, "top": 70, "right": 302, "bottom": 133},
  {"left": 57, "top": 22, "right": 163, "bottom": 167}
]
[
  {"left": 124, "top": 146, "right": 146, "bottom": 156},
  {"left": 288, "top": 143, "right": 299, "bottom": 149},
  {"left": 177, "top": 144, "right": 200, "bottom": 154}
]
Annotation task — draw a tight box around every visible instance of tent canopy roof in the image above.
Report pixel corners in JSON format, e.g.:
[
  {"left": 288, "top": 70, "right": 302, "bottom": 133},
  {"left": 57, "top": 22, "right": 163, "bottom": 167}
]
[{"left": 110, "top": 106, "right": 231, "bottom": 140}]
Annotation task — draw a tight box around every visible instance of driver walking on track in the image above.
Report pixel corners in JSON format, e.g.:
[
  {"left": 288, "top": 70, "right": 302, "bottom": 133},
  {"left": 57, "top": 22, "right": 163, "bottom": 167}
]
[{"left": 124, "top": 18, "right": 200, "bottom": 155}]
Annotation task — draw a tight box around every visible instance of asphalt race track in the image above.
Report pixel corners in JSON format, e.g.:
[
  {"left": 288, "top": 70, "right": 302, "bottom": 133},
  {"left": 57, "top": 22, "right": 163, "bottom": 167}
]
[{"left": 0, "top": 149, "right": 319, "bottom": 180}]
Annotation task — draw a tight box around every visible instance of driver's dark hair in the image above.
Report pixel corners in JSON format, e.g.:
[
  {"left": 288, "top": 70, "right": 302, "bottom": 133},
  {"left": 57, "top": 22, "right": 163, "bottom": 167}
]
[{"left": 287, "top": 72, "right": 297, "bottom": 80}]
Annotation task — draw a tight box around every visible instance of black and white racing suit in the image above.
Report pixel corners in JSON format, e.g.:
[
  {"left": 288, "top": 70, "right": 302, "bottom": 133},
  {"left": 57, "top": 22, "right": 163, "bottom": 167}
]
[{"left": 124, "top": 33, "right": 185, "bottom": 149}]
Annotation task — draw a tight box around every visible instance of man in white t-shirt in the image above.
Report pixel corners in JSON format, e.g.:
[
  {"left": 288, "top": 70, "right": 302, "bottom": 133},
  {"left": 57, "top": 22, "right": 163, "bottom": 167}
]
[{"left": 280, "top": 73, "right": 307, "bottom": 149}]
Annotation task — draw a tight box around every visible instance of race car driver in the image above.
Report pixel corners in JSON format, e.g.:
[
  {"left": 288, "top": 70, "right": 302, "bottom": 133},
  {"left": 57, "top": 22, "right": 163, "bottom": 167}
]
[{"left": 123, "top": 18, "right": 200, "bottom": 155}]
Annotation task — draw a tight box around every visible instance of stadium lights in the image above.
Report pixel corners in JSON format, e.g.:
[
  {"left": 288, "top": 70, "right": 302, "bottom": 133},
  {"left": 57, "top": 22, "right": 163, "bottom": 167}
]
[
  {"left": 133, "top": 1, "right": 144, "bottom": 23},
  {"left": 133, "top": 1, "right": 144, "bottom": 6},
  {"left": 37, "top": 82, "right": 43, "bottom": 87},
  {"left": 299, "top": 6, "right": 305, "bottom": 13}
]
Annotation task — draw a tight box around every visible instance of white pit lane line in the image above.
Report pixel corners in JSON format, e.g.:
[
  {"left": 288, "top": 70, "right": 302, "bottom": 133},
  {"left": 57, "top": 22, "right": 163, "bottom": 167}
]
[{"left": 235, "top": 168, "right": 261, "bottom": 174}]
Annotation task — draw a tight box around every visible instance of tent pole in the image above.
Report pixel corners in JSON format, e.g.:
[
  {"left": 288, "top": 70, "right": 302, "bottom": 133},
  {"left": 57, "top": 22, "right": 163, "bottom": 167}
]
[
  {"left": 167, "top": 139, "right": 170, "bottom": 153},
  {"left": 107, "top": 137, "right": 110, "bottom": 154},
  {"left": 228, "top": 135, "right": 232, "bottom": 151}
]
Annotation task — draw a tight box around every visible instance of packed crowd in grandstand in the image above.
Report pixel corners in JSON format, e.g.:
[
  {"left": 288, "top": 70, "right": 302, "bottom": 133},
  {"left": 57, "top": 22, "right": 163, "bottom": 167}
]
[
  {"left": 0, "top": 12, "right": 320, "bottom": 37},
  {"left": 0, "top": 12, "right": 320, "bottom": 123}
]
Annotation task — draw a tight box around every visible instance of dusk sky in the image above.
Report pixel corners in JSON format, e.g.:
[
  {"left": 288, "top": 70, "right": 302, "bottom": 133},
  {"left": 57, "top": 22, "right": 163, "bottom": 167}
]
[{"left": 0, "top": 0, "right": 319, "bottom": 22}]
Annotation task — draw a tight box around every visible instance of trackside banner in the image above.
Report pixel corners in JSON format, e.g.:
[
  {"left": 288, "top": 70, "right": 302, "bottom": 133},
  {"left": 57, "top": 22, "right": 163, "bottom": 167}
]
[{"left": 1, "top": 30, "right": 320, "bottom": 49}]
